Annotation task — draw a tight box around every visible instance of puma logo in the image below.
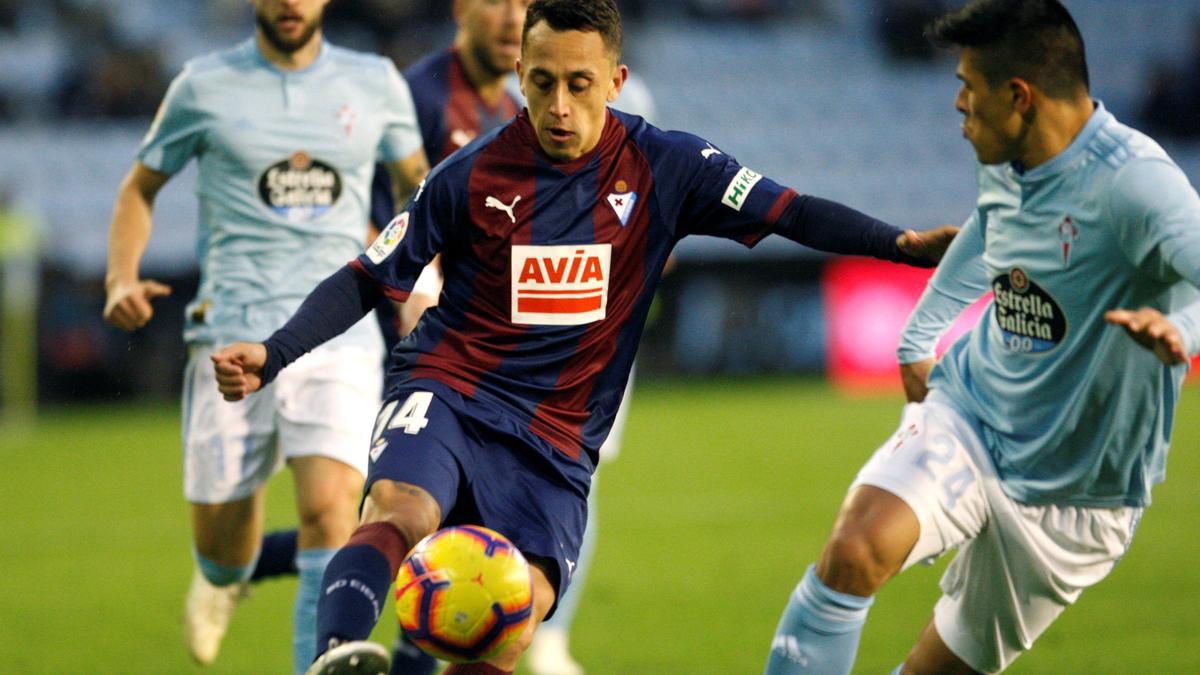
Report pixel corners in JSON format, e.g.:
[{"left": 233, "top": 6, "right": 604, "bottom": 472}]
[
  {"left": 485, "top": 194, "right": 521, "bottom": 223},
  {"left": 701, "top": 143, "right": 722, "bottom": 159}
]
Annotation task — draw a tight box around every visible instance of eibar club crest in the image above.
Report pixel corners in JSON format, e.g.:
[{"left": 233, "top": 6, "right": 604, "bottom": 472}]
[
  {"left": 1058, "top": 215, "right": 1079, "bottom": 265},
  {"left": 607, "top": 191, "right": 637, "bottom": 226}
]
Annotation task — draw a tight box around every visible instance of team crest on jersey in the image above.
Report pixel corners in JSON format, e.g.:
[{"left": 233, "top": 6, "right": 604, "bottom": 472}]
[
  {"left": 607, "top": 191, "right": 637, "bottom": 226},
  {"left": 367, "top": 212, "right": 410, "bottom": 264},
  {"left": 511, "top": 244, "right": 611, "bottom": 325},
  {"left": 1058, "top": 215, "right": 1079, "bottom": 266},
  {"left": 258, "top": 151, "right": 342, "bottom": 222},
  {"left": 338, "top": 104, "right": 358, "bottom": 137},
  {"left": 722, "top": 167, "right": 762, "bottom": 212},
  {"left": 992, "top": 267, "right": 1067, "bottom": 353}
]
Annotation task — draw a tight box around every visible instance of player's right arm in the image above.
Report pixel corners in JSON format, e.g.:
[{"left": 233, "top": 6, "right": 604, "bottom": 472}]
[
  {"left": 103, "top": 161, "right": 173, "bottom": 331},
  {"left": 214, "top": 162, "right": 455, "bottom": 401},
  {"left": 896, "top": 211, "right": 990, "bottom": 402}
]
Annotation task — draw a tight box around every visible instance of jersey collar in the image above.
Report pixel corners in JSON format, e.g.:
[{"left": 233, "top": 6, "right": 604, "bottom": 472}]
[
  {"left": 246, "top": 36, "right": 331, "bottom": 75},
  {"left": 1011, "top": 100, "right": 1111, "bottom": 182},
  {"left": 515, "top": 108, "right": 622, "bottom": 175}
]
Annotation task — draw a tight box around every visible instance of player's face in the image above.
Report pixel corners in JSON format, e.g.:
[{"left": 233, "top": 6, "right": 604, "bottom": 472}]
[
  {"left": 456, "top": 0, "right": 529, "bottom": 78},
  {"left": 518, "top": 22, "right": 627, "bottom": 162},
  {"left": 954, "top": 49, "right": 1025, "bottom": 165},
  {"left": 253, "top": 0, "right": 329, "bottom": 54}
]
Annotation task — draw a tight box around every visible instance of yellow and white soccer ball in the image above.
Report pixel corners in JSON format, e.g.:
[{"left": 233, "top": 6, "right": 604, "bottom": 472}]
[{"left": 394, "top": 525, "right": 534, "bottom": 662}]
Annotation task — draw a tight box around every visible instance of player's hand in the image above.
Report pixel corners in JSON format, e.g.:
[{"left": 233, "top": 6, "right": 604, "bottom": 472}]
[
  {"left": 897, "top": 225, "right": 959, "bottom": 263},
  {"left": 1104, "top": 307, "right": 1189, "bottom": 365},
  {"left": 899, "top": 358, "right": 935, "bottom": 403},
  {"left": 102, "top": 279, "right": 172, "bottom": 331},
  {"left": 211, "top": 342, "right": 268, "bottom": 401}
]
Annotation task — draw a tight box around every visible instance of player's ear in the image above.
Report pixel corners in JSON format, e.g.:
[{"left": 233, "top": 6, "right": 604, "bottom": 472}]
[
  {"left": 606, "top": 64, "right": 629, "bottom": 104},
  {"left": 516, "top": 58, "right": 526, "bottom": 97},
  {"left": 1009, "top": 77, "right": 1034, "bottom": 114}
]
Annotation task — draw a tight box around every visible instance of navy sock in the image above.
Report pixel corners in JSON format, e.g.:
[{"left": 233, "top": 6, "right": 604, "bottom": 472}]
[
  {"left": 251, "top": 529, "right": 299, "bottom": 582},
  {"left": 389, "top": 631, "right": 437, "bottom": 675},
  {"left": 315, "top": 523, "right": 410, "bottom": 657}
]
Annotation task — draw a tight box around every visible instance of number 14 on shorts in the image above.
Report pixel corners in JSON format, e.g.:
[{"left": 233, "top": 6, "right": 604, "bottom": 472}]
[{"left": 370, "top": 392, "right": 433, "bottom": 460}]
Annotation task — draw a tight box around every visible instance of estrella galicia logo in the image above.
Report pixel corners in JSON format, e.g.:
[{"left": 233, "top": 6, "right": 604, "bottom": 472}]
[
  {"left": 992, "top": 267, "right": 1066, "bottom": 353},
  {"left": 258, "top": 151, "right": 342, "bottom": 221}
]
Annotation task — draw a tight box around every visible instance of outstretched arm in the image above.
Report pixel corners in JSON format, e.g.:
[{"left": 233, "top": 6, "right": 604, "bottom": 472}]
[
  {"left": 1107, "top": 158, "right": 1200, "bottom": 365},
  {"left": 212, "top": 265, "right": 384, "bottom": 400},
  {"left": 1103, "top": 308, "right": 1188, "bottom": 365},
  {"left": 770, "top": 195, "right": 957, "bottom": 267}
]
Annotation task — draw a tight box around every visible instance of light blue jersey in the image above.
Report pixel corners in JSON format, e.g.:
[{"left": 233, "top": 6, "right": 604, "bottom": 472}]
[
  {"left": 139, "top": 39, "right": 421, "bottom": 347},
  {"left": 899, "top": 103, "right": 1200, "bottom": 508}
]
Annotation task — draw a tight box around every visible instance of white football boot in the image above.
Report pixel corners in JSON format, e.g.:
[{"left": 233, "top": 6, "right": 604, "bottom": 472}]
[
  {"left": 304, "top": 640, "right": 389, "bottom": 675},
  {"left": 183, "top": 567, "right": 249, "bottom": 665}
]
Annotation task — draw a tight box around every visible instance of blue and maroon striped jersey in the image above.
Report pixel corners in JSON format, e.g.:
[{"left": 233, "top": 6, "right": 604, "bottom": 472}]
[
  {"left": 354, "top": 109, "right": 797, "bottom": 465},
  {"left": 406, "top": 48, "right": 522, "bottom": 164},
  {"left": 370, "top": 49, "right": 521, "bottom": 229}
]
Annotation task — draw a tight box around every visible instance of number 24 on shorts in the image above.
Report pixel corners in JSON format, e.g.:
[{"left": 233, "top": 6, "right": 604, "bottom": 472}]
[{"left": 372, "top": 391, "right": 434, "bottom": 444}]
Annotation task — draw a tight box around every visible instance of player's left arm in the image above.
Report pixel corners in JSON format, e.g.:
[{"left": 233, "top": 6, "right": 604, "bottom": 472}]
[
  {"left": 897, "top": 210, "right": 990, "bottom": 401},
  {"left": 1104, "top": 158, "right": 1200, "bottom": 365},
  {"left": 771, "top": 197, "right": 958, "bottom": 266},
  {"left": 670, "top": 134, "right": 954, "bottom": 266}
]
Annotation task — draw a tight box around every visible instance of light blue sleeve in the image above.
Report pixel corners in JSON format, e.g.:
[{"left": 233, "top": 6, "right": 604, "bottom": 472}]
[
  {"left": 896, "top": 210, "right": 990, "bottom": 363},
  {"left": 136, "top": 66, "right": 204, "bottom": 175},
  {"left": 377, "top": 60, "right": 423, "bottom": 162},
  {"left": 1109, "top": 158, "right": 1200, "bottom": 354}
]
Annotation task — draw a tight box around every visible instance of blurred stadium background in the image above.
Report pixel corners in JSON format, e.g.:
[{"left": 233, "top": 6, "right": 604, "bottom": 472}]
[{"left": 1, "top": 0, "right": 1199, "bottom": 672}]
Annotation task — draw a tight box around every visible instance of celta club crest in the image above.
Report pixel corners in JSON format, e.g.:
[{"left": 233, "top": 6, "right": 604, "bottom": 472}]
[
  {"left": 1058, "top": 215, "right": 1079, "bottom": 265},
  {"left": 338, "top": 104, "right": 358, "bottom": 137}
]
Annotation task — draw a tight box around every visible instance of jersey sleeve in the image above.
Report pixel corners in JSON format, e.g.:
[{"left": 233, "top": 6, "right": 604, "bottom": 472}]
[
  {"left": 352, "top": 168, "right": 454, "bottom": 302},
  {"left": 897, "top": 210, "right": 991, "bottom": 363},
  {"left": 1110, "top": 158, "right": 1200, "bottom": 353},
  {"left": 667, "top": 132, "right": 798, "bottom": 247},
  {"left": 376, "top": 60, "right": 423, "bottom": 162},
  {"left": 137, "top": 66, "right": 205, "bottom": 176}
]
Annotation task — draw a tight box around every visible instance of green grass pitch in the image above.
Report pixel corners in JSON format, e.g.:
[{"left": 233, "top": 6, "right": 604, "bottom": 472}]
[{"left": 1, "top": 378, "right": 1197, "bottom": 673}]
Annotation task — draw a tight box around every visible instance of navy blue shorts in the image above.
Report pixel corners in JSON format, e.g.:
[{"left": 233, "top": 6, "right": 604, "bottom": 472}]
[{"left": 366, "top": 381, "right": 590, "bottom": 613}]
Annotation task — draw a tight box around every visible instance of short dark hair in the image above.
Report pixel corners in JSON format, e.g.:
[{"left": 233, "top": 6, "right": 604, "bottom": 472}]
[
  {"left": 523, "top": 0, "right": 623, "bottom": 60},
  {"left": 928, "top": 0, "right": 1089, "bottom": 98}
]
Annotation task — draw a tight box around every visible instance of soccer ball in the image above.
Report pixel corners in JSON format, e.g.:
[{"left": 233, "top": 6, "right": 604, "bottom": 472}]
[{"left": 394, "top": 525, "right": 534, "bottom": 662}]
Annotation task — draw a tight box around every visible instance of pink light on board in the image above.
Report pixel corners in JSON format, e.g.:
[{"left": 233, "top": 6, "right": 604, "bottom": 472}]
[{"left": 823, "top": 258, "right": 989, "bottom": 394}]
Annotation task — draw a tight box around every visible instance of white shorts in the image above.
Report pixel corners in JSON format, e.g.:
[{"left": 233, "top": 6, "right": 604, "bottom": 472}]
[
  {"left": 182, "top": 344, "right": 383, "bottom": 504},
  {"left": 851, "top": 401, "right": 1141, "bottom": 673}
]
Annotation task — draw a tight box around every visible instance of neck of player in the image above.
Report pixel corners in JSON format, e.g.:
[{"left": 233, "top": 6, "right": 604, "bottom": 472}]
[
  {"left": 1018, "top": 95, "right": 1095, "bottom": 170},
  {"left": 256, "top": 29, "right": 323, "bottom": 71},
  {"left": 455, "top": 41, "right": 509, "bottom": 107}
]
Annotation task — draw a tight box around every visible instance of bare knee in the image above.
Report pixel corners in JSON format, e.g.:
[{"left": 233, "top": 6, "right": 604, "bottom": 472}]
[
  {"left": 292, "top": 457, "right": 364, "bottom": 548},
  {"left": 818, "top": 528, "right": 895, "bottom": 596},
  {"left": 296, "top": 498, "right": 358, "bottom": 549},
  {"left": 816, "top": 486, "right": 920, "bottom": 596},
  {"left": 360, "top": 480, "right": 442, "bottom": 553}
]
